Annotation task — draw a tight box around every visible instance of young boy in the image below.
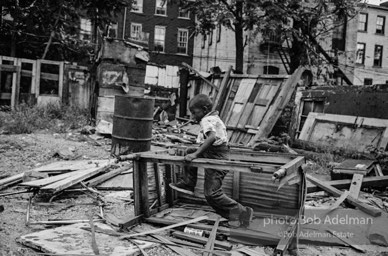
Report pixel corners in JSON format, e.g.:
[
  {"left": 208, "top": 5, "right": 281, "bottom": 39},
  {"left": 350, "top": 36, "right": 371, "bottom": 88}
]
[{"left": 170, "top": 94, "right": 253, "bottom": 227}]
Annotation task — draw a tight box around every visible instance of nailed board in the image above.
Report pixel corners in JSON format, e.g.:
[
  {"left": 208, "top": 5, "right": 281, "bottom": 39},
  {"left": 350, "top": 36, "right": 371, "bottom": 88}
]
[
  {"left": 299, "top": 112, "right": 388, "bottom": 152},
  {"left": 32, "top": 160, "right": 110, "bottom": 173},
  {"left": 96, "top": 172, "right": 133, "bottom": 190},
  {"left": 17, "top": 223, "right": 155, "bottom": 255}
]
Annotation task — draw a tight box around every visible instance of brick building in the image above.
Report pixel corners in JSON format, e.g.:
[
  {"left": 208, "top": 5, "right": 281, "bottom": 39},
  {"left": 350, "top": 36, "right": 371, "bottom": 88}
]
[
  {"left": 115, "top": 0, "right": 195, "bottom": 66},
  {"left": 339, "top": 4, "right": 388, "bottom": 85}
]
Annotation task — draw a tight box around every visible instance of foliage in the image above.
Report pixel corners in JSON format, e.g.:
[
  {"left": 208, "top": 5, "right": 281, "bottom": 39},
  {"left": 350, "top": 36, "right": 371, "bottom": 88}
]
[
  {"left": 0, "top": 103, "right": 90, "bottom": 134},
  {"left": 0, "top": 0, "right": 130, "bottom": 61},
  {"left": 181, "top": 0, "right": 361, "bottom": 73}
]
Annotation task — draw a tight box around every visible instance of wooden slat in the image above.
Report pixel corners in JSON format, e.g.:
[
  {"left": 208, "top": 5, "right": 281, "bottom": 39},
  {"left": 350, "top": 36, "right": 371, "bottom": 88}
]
[
  {"left": 213, "top": 65, "right": 232, "bottom": 112},
  {"left": 86, "top": 166, "right": 131, "bottom": 187},
  {"left": 307, "top": 175, "right": 388, "bottom": 193},
  {"left": 19, "top": 170, "right": 84, "bottom": 187},
  {"left": 252, "top": 66, "right": 305, "bottom": 140},
  {"left": 348, "top": 174, "right": 363, "bottom": 199},
  {"left": 203, "top": 217, "right": 220, "bottom": 256},
  {"left": 306, "top": 174, "right": 382, "bottom": 217},
  {"left": 40, "top": 164, "right": 111, "bottom": 194}
]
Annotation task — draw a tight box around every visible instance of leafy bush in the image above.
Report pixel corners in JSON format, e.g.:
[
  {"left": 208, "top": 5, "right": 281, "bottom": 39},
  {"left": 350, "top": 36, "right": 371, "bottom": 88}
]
[{"left": 0, "top": 103, "right": 90, "bottom": 134}]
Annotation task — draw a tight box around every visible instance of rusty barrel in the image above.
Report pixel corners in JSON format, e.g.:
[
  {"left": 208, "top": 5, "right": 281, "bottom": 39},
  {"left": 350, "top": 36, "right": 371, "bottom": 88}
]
[{"left": 111, "top": 96, "right": 154, "bottom": 155}]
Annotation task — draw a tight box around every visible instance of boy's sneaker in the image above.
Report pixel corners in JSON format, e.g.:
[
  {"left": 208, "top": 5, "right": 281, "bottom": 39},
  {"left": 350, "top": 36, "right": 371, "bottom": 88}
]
[
  {"left": 169, "top": 181, "right": 195, "bottom": 196},
  {"left": 239, "top": 207, "right": 254, "bottom": 227}
]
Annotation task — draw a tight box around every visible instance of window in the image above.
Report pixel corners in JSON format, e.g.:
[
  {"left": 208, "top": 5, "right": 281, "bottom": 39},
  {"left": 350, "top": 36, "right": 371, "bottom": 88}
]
[
  {"left": 80, "top": 18, "right": 92, "bottom": 42},
  {"left": 364, "top": 78, "right": 373, "bottom": 85},
  {"left": 131, "top": 0, "right": 143, "bottom": 12},
  {"left": 358, "top": 13, "right": 368, "bottom": 31},
  {"left": 374, "top": 45, "right": 383, "bottom": 67},
  {"left": 263, "top": 66, "right": 280, "bottom": 75},
  {"left": 130, "top": 23, "right": 142, "bottom": 40},
  {"left": 177, "top": 29, "right": 188, "bottom": 54},
  {"left": 107, "top": 22, "right": 118, "bottom": 38},
  {"left": 178, "top": 8, "right": 190, "bottom": 19},
  {"left": 356, "top": 43, "right": 366, "bottom": 64},
  {"left": 216, "top": 24, "right": 221, "bottom": 43},
  {"left": 154, "top": 26, "right": 165, "bottom": 52},
  {"left": 298, "top": 100, "right": 324, "bottom": 137},
  {"left": 155, "top": 0, "right": 167, "bottom": 16},
  {"left": 376, "top": 16, "right": 385, "bottom": 34}
]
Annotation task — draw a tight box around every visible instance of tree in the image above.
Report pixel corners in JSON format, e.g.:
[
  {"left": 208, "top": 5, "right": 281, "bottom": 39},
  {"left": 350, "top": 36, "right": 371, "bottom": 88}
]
[
  {"left": 182, "top": 0, "right": 359, "bottom": 76},
  {"left": 0, "top": 0, "right": 130, "bottom": 61}
]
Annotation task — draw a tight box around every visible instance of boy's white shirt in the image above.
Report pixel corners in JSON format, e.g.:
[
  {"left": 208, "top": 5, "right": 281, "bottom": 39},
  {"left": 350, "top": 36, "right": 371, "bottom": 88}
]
[{"left": 196, "top": 111, "right": 228, "bottom": 146}]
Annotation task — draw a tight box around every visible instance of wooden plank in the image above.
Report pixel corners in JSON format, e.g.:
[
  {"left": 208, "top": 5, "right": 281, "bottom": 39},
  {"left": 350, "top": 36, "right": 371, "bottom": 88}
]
[
  {"left": 139, "top": 161, "right": 150, "bottom": 217},
  {"left": 203, "top": 217, "right": 220, "bottom": 256},
  {"left": 213, "top": 65, "right": 232, "bottom": 112},
  {"left": 375, "top": 164, "right": 384, "bottom": 176},
  {"left": 152, "top": 235, "right": 198, "bottom": 256},
  {"left": 0, "top": 64, "right": 18, "bottom": 72},
  {"left": 232, "top": 171, "right": 240, "bottom": 201},
  {"left": 171, "top": 231, "right": 232, "bottom": 250},
  {"left": 96, "top": 172, "right": 133, "bottom": 190},
  {"left": 40, "top": 72, "right": 59, "bottom": 81},
  {"left": 153, "top": 163, "right": 163, "bottom": 208},
  {"left": 10, "top": 65, "right": 20, "bottom": 110},
  {"left": 138, "top": 152, "right": 278, "bottom": 173},
  {"left": 252, "top": 66, "right": 305, "bottom": 140},
  {"left": 120, "top": 216, "right": 209, "bottom": 239},
  {"left": 348, "top": 174, "right": 364, "bottom": 199},
  {"left": 19, "top": 170, "right": 83, "bottom": 188},
  {"left": 145, "top": 217, "right": 280, "bottom": 244},
  {"left": 326, "top": 229, "right": 366, "bottom": 252},
  {"left": 133, "top": 160, "right": 142, "bottom": 216},
  {"left": 40, "top": 164, "right": 112, "bottom": 194},
  {"left": 307, "top": 175, "right": 388, "bottom": 193},
  {"left": 306, "top": 174, "right": 382, "bottom": 217},
  {"left": 328, "top": 190, "right": 349, "bottom": 211},
  {"left": 86, "top": 166, "right": 131, "bottom": 187},
  {"left": 182, "top": 62, "right": 218, "bottom": 91},
  {"left": 299, "top": 112, "right": 388, "bottom": 153}
]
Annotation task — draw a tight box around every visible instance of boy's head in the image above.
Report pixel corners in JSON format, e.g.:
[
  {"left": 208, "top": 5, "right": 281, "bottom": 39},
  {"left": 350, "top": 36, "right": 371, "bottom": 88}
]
[{"left": 189, "top": 94, "right": 213, "bottom": 122}]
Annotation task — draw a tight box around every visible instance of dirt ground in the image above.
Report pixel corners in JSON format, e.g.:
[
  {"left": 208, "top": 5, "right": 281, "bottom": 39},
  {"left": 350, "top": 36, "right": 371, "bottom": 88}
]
[
  {"left": 0, "top": 131, "right": 112, "bottom": 255},
  {"left": 1, "top": 132, "right": 388, "bottom": 256}
]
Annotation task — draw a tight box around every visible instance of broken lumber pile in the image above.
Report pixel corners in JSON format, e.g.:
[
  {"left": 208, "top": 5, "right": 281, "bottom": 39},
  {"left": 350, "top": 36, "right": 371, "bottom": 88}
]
[{"left": 0, "top": 159, "right": 134, "bottom": 197}]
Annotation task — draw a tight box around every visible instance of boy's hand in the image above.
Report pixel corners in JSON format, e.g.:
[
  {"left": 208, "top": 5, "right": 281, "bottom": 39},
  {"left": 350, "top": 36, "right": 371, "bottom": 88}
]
[{"left": 184, "top": 153, "right": 198, "bottom": 162}]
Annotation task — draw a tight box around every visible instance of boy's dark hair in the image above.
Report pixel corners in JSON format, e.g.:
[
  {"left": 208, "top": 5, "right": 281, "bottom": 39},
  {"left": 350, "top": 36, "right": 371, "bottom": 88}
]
[{"left": 189, "top": 94, "right": 213, "bottom": 111}]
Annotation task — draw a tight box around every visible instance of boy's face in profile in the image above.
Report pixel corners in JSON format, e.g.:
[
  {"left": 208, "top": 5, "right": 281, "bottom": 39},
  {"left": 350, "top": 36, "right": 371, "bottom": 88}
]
[{"left": 190, "top": 107, "right": 206, "bottom": 122}]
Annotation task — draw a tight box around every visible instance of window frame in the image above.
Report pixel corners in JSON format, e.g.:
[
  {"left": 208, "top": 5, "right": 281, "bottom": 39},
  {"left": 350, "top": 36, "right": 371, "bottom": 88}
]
[
  {"left": 376, "top": 15, "right": 385, "bottom": 34},
  {"left": 358, "top": 13, "right": 368, "bottom": 32},
  {"left": 131, "top": 0, "right": 143, "bottom": 13},
  {"left": 178, "top": 7, "right": 190, "bottom": 19},
  {"left": 155, "top": 0, "right": 167, "bottom": 16},
  {"left": 356, "top": 42, "right": 366, "bottom": 65},
  {"left": 80, "top": 18, "right": 92, "bottom": 42},
  {"left": 177, "top": 28, "right": 189, "bottom": 55},
  {"left": 130, "top": 22, "right": 143, "bottom": 40},
  {"left": 154, "top": 26, "right": 166, "bottom": 52},
  {"left": 374, "top": 44, "right": 383, "bottom": 67}
]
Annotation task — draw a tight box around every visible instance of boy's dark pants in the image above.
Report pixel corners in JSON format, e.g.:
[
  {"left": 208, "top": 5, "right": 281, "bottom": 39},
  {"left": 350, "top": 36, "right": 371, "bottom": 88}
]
[{"left": 183, "top": 145, "right": 246, "bottom": 221}]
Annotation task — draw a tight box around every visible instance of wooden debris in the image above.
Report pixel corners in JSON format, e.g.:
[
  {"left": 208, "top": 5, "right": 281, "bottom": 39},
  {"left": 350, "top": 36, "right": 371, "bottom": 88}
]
[
  {"left": 20, "top": 170, "right": 85, "bottom": 188},
  {"left": 88, "top": 215, "right": 100, "bottom": 255},
  {"left": 120, "top": 216, "right": 209, "bottom": 239},
  {"left": 152, "top": 235, "right": 198, "bottom": 256},
  {"left": 326, "top": 229, "right": 366, "bottom": 253},
  {"left": 22, "top": 171, "right": 49, "bottom": 182},
  {"left": 348, "top": 174, "right": 364, "bottom": 199},
  {"left": 213, "top": 66, "right": 233, "bottom": 112},
  {"left": 171, "top": 231, "right": 232, "bottom": 250},
  {"left": 307, "top": 175, "right": 388, "bottom": 193},
  {"left": 85, "top": 166, "right": 131, "bottom": 187},
  {"left": 204, "top": 217, "right": 221, "bottom": 256},
  {"left": 306, "top": 174, "right": 382, "bottom": 217},
  {"left": 182, "top": 62, "right": 218, "bottom": 91},
  {"left": 40, "top": 164, "right": 112, "bottom": 194}
]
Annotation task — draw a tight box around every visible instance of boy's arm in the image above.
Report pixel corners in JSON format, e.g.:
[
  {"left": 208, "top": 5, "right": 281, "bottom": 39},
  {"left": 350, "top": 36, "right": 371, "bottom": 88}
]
[{"left": 185, "top": 131, "right": 216, "bottom": 161}]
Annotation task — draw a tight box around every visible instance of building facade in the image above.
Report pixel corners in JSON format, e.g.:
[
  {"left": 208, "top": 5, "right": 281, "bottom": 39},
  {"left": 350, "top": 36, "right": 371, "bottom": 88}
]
[
  {"left": 115, "top": 0, "right": 195, "bottom": 67},
  {"left": 341, "top": 4, "right": 388, "bottom": 85},
  {"left": 192, "top": 26, "right": 289, "bottom": 75}
]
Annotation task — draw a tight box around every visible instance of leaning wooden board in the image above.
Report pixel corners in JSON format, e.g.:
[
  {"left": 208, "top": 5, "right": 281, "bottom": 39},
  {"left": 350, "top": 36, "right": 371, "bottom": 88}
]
[{"left": 299, "top": 112, "right": 388, "bottom": 152}]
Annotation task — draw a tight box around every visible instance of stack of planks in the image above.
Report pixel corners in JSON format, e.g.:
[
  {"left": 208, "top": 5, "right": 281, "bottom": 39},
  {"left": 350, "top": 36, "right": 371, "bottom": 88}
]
[{"left": 0, "top": 159, "right": 133, "bottom": 195}]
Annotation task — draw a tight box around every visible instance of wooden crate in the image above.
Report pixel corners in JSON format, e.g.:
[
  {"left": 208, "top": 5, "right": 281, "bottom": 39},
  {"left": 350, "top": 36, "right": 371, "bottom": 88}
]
[{"left": 130, "top": 149, "right": 306, "bottom": 253}]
